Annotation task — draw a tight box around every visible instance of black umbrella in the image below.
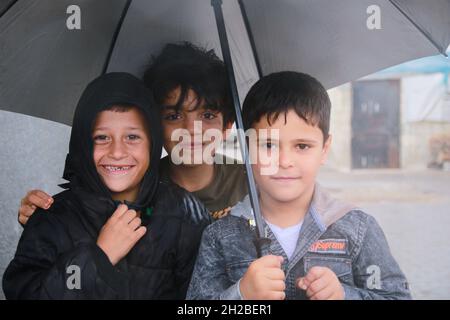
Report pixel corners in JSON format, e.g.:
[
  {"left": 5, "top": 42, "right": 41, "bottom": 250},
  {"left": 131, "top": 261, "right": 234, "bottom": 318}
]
[{"left": 1, "top": 0, "right": 449, "bottom": 256}]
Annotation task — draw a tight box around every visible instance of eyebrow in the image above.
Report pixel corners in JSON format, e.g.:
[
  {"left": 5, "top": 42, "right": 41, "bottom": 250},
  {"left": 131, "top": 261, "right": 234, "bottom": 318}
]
[
  {"left": 293, "top": 139, "right": 319, "bottom": 144},
  {"left": 93, "top": 127, "right": 144, "bottom": 131},
  {"left": 257, "top": 138, "right": 319, "bottom": 144},
  {"left": 161, "top": 104, "right": 215, "bottom": 112}
]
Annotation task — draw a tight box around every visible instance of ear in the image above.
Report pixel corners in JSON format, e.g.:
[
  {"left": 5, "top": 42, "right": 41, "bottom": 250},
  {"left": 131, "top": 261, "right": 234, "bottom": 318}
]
[{"left": 320, "top": 134, "right": 332, "bottom": 165}]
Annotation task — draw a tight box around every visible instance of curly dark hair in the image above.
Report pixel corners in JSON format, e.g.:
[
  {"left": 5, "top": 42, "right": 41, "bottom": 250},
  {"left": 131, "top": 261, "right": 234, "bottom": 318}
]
[{"left": 143, "top": 42, "right": 234, "bottom": 126}]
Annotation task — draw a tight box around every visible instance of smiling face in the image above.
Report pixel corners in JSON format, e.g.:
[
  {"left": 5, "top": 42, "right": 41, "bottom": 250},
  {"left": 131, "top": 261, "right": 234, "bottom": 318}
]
[
  {"left": 251, "top": 110, "right": 331, "bottom": 205},
  {"left": 92, "top": 107, "right": 150, "bottom": 202},
  {"left": 161, "top": 86, "right": 231, "bottom": 166}
]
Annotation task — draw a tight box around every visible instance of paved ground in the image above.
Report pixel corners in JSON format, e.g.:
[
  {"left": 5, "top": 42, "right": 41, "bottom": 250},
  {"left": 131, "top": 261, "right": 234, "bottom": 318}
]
[{"left": 318, "top": 167, "right": 450, "bottom": 299}]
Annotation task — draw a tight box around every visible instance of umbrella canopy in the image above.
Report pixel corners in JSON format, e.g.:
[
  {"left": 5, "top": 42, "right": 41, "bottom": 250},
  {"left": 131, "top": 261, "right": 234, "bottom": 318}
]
[
  {"left": 1, "top": 0, "right": 449, "bottom": 125},
  {"left": 0, "top": 0, "right": 130, "bottom": 125}
]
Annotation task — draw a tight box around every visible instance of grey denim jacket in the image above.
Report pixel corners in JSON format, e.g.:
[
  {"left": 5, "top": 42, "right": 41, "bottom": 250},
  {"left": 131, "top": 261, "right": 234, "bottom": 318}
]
[{"left": 187, "top": 184, "right": 411, "bottom": 300}]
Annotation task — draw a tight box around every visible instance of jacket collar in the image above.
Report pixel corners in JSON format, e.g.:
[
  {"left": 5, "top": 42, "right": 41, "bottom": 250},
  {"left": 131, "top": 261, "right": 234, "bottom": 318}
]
[
  {"left": 70, "top": 185, "right": 117, "bottom": 236},
  {"left": 230, "top": 183, "right": 356, "bottom": 229},
  {"left": 230, "top": 183, "right": 357, "bottom": 272}
]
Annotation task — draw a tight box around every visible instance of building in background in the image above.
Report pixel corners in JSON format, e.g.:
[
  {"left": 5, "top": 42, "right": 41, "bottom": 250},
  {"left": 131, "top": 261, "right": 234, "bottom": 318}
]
[{"left": 328, "top": 53, "right": 450, "bottom": 171}]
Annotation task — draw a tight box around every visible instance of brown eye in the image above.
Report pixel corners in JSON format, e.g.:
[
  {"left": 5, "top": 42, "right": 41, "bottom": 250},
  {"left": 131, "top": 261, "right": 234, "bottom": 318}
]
[
  {"left": 127, "top": 134, "right": 140, "bottom": 141},
  {"left": 163, "top": 113, "right": 182, "bottom": 121},
  {"left": 93, "top": 135, "right": 109, "bottom": 143},
  {"left": 202, "top": 111, "right": 217, "bottom": 120},
  {"left": 297, "top": 144, "right": 310, "bottom": 150}
]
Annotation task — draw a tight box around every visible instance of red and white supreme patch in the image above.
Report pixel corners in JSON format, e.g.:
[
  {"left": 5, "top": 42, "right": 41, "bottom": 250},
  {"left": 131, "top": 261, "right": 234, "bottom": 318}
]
[{"left": 308, "top": 239, "right": 347, "bottom": 254}]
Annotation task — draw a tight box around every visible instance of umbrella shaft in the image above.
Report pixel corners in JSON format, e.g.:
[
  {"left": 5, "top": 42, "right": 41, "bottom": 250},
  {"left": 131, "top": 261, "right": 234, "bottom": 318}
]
[{"left": 211, "top": 0, "right": 269, "bottom": 257}]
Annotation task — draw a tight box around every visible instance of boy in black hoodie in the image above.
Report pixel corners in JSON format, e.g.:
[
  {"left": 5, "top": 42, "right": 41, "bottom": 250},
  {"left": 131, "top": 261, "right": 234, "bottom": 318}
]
[{"left": 3, "top": 73, "right": 212, "bottom": 299}]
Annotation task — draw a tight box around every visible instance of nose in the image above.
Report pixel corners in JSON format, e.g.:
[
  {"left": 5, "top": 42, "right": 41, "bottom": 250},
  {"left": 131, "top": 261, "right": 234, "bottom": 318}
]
[
  {"left": 183, "top": 115, "right": 198, "bottom": 135},
  {"left": 278, "top": 148, "right": 294, "bottom": 169},
  {"left": 183, "top": 115, "right": 202, "bottom": 141},
  {"left": 108, "top": 140, "right": 127, "bottom": 160}
]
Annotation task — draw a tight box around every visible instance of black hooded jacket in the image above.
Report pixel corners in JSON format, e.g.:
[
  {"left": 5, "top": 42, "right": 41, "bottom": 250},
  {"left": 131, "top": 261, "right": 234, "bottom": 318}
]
[{"left": 2, "top": 73, "right": 212, "bottom": 299}]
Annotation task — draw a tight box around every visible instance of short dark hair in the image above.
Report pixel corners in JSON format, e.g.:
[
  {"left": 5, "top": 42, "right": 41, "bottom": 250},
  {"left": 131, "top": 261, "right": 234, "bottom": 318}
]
[
  {"left": 242, "top": 71, "right": 331, "bottom": 141},
  {"left": 143, "top": 42, "right": 234, "bottom": 125}
]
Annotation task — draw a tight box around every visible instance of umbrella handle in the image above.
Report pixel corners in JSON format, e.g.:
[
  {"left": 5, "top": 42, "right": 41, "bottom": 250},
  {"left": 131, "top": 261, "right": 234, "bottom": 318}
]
[{"left": 254, "top": 237, "right": 272, "bottom": 257}]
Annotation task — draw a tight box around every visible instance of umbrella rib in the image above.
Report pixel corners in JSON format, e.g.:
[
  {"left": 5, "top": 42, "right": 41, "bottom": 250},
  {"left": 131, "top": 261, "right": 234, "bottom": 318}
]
[
  {"left": 389, "top": 0, "right": 448, "bottom": 57},
  {"left": 0, "top": 0, "right": 19, "bottom": 19},
  {"left": 238, "top": 0, "right": 263, "bottom": 78},
  {"left": 101, "top": 0, "right": 133, "bottom": 74}
]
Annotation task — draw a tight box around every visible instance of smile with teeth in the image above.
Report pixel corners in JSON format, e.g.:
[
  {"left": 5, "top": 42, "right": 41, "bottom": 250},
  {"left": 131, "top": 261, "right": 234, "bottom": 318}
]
[{"left": 102, "top": 165, "right": 135, "bottom": 174}]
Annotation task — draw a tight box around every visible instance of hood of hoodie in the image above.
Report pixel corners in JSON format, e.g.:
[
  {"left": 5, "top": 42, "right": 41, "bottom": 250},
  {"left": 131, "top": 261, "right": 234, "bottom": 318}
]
[
  {"left": 62, "top": 72, "right": 162, "bottom": 214},
  {"left": 231, "top": 183, "right": 357, "bottom": 229}
]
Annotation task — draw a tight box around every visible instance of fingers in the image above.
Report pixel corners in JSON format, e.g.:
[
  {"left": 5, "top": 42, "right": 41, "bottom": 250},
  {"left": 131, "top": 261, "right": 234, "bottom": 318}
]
[
  {"left": 31, "top": 190, "right": 53, "bottom": 202},
  {"left": 259, "top": 255, "right": 284, "bottom": 268},
  {"left": 217, "top": 207, "right": 231, "bottom": 218},
  {"left": 264, "top": 267, "right": 286, "bottom": 281},
  {"left": 18, "top": 214, "right": 29, "bottom": 225},
  {"left": 306, "top": 277, "right": 327, "bottom": 298},
  {"left": 120, "top": 209, "right": 138, "bottom": 224},
  {"left": 19, "top": 203, "right": 36, "bottom": 218},
  {"left": 211, "top": 211, "right": 220, "bottom": 219},
  {"left": 211, "top": 207, "right": 231, "bottom": 219},
  {"left": 296, "top": 267, "right": 327, "bottom": 291},
  {"left": 34, "top": 190, "right": 53, "bottom": 208},
  {"left": 111, "top": 204, "right": 129, "bottom": 220},
  {"left": 296, "top": 267, "right": 326, "bottom": 290},
  {"left": 133, "top": 226, "right": 147, "bottom": 241},
  {"left": 241, "top": 254, "right": 286, "bottom": 300},
  {"left": 297, "top": 267, "right": 344, "bottom": 300},
  {"left": 310, "top": 286, "right": 334, "bottom": 300},
  {"left": 267, "top": 279, "right": 286, "bottom": 292},
  {"left": 18, "top": 190, "right": 52, "bottom": 226},
  {"left": 128, "top": 217, "right": 142, "bottom": 231},
  {"left": 296, "top": 277, "right": 308, "bottom": 290},
  {"left": 266, "top": 291, "right": 286, "bottom": 300},
  {"left": 23, "top": 190, "right": 53, "bottom": 209},
  {"left": 110, "top": 205, "right": 143, "bottom": 235},
  {"left": 304, "top": 266, "right": 327, "bottom": 284}
]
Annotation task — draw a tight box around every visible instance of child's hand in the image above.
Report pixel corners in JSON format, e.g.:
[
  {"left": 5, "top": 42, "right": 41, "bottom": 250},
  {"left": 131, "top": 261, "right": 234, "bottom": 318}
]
[
  {"left": 18, "top": 189, "right": 53, "bottom": 225},
  {"left": 296, "top": 266, "right": 345, "bottom": 300},
  {"left": 96, "top": 204, "right": 147, "bottom": 266},
  {"left": 239, "top": 255, "right": 286, "bottom": 300}
]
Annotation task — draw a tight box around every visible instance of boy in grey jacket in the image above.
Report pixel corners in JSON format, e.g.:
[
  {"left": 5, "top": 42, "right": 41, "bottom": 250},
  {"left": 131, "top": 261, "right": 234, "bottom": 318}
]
[{"left": 187, "top": 71, "right": 411, "bottom": 300}]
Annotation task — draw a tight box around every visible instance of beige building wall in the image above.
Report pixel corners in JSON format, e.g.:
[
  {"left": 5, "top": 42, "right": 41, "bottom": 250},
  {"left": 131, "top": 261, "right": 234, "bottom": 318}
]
[
  {"left": 399, "top": 74, "right": 450, "bottom": 169},
  {"left": 326, "top": 84, "right": 353, "bottom": 171},
  {"left": 326, "top": 74, "right": 450, "bottom": 171}
]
